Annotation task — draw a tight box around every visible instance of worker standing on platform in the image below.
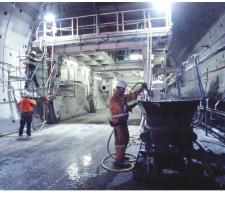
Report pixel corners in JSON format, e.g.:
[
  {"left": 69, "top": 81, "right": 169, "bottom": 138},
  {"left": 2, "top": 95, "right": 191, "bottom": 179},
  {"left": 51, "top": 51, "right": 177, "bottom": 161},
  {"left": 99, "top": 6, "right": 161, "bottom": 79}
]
[
  {"left": 24, "top": 50, "right": 40, "bottom": 89},
  {"left": 18, "top": 92, "right": 37, "bottom": 137},
  {"left": 109, "top": 80, "right": 147, "bottom": 168}
]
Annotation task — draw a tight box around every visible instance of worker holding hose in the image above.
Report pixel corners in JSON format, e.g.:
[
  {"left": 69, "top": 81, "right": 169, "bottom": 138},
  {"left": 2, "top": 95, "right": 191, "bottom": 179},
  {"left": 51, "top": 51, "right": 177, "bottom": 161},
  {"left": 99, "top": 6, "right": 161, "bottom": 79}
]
[{"left": 109, "top": 80, "right": 147, "bottom": 168}]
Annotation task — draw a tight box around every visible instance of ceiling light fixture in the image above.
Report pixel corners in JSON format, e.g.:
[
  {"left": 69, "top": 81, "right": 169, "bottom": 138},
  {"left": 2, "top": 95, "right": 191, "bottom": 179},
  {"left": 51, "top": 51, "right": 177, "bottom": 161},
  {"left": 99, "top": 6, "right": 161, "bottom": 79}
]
[
  {"left": 129, "top": 54, "right": 143, "bottom": 60},
  {"left": 95, "top": 76, "right": 102, "bottom": 81},
  {"left": 44, "top": 13, "right": 55, "bottom": 23},
  {"left": 152, "top": 0, "right": 173, "bottom": 13}
]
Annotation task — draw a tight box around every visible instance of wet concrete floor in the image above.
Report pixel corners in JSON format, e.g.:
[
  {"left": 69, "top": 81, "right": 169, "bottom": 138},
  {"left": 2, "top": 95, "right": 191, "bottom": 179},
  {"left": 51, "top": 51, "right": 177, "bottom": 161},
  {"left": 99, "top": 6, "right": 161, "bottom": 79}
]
[
  {"left": 0, "top": 109, "right": 143, "bottom": 190},
  {"left": 0, "top": 109, "right": 225, "bottom": 189}
]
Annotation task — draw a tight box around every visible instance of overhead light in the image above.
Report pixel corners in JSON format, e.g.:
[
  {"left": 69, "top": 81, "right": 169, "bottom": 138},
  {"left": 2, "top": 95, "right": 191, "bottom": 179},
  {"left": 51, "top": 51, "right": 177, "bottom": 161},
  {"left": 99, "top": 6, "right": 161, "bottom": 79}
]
[
  {"left": 44, "top": 13, "right": 55, "bottom": 22},
  {"left": 95, "top": 76, "right": 102, "bottom": 80},
  {"left": 129, "top": 54, "right": 143, "bottom": 60},
  {"left": 139, "top": 71, "right": 144, "bottom": 77},
  {"left": 151, "top": 54, "right": 154, "bottom": 61},
  {"left": 152, "top": 1, "right": 173, "bottom": 13}
]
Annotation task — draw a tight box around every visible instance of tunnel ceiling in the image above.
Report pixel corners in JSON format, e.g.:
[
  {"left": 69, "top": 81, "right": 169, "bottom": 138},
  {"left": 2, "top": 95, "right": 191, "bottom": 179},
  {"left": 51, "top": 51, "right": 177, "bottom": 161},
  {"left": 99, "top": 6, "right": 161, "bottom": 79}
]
[
  {"left": 56, "top": 2, "right": 149, "bottom": 17},
  {"left": 68, "top": 50, "right": 143, "bottom": 82},
  {"left": 168, "top": 2, "right": 225, "bottom": 68},
  {"left": 46, "top": 2, "right": 225, "bottom": 69},
  {"left": 14, "top": 2, "right": 42, "bottom": 18},
  {"left": 13, "top": 2, "right": 225, "bottom": 73}
]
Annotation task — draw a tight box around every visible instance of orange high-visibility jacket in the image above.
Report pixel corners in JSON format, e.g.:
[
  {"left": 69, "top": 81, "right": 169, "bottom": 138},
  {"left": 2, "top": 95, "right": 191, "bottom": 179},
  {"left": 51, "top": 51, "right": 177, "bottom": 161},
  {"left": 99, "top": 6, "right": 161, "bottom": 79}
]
[
  {"left": 19, "top": 98, "right": 37, "bottom": 113},
  {"left": 109, "top": 87, "right": 143, "bottom": 123}
]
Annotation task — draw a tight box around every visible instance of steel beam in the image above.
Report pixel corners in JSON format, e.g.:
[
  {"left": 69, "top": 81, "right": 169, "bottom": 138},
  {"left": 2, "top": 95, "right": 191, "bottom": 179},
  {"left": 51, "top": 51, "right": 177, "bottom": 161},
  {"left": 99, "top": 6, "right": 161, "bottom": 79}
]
[
  {"left": 54, "top": 40, "right": 147, "bottom": 54},
  {"left": 95, "top": 68, "right": 143, "bottom": 72}
]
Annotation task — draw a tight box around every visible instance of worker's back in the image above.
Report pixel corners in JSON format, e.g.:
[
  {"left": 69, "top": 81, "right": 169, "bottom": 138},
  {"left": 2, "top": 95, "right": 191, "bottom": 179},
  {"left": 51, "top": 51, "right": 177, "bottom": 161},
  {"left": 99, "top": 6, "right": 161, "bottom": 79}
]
[
  {"left": 26, "top": 53, "right": 37, "bottom": 66},
  {"left": 19, "top": 97, "right": 36, "bottom": 113}
]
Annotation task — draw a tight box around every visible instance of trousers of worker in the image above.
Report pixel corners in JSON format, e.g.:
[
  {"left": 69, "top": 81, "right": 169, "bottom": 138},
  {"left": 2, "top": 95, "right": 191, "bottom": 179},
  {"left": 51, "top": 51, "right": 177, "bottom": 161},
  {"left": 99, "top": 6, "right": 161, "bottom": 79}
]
[
  {"left": 114, "top": 125, "right": 129, "bottom": 162},
  {"left": 25, "top": 63, "right": 39, "bottom": 88}
]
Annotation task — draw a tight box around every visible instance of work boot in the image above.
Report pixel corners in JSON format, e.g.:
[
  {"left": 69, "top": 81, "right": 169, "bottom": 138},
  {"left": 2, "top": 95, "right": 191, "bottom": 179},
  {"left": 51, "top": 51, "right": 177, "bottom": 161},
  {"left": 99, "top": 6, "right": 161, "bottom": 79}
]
[
  {"left": 113, "top": 161, "right": 130, "bottom": 169},
  {"left": 27, "top": 134, "right": 31, "bottom": 137}
]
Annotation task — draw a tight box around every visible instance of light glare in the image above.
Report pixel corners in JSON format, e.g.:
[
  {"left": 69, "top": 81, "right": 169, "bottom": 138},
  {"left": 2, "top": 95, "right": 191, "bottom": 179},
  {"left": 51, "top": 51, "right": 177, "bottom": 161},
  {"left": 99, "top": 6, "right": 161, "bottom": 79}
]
[
  {"left": 153, "top": 1, "right": 173, "bottom": 13},
  {"left": 129, "top": 54, "right": 143, "bottom": 60},
  {"left": 44, "top": 13, "right": 55, "bottom": 22}
]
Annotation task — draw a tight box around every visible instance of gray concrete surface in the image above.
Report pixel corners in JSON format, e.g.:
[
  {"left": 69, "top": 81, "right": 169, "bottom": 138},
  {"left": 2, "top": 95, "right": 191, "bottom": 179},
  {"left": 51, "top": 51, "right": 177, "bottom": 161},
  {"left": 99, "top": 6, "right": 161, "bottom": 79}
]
[
  {"left": 1, "top": 109, "right": 225, "bottom": 190},
  {"left": 63, "top": 107, "right": 142, "bottom": 125},
  {"left": 0, "top": 109, "right": 142, "bottom": 190}
]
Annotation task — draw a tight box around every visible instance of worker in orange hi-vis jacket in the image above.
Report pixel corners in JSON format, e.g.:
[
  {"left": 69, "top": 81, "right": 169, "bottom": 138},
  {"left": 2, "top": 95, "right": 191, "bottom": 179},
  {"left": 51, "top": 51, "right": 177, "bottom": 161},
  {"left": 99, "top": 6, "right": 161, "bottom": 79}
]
[
  {"left": 18, "top": 91, "right": 37, "bottom": 137},
  {"left": 108, "top": 80, "right": 147, "bottom": 168}
]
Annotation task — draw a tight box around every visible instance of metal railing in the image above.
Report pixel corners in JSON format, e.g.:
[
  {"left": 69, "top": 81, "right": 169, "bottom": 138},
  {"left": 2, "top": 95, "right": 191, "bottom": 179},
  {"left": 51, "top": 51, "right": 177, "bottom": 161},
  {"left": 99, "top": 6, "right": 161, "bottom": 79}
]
[
  {"left": 0, "top": 51, "right": 47, "bottom": 95},
  {"left": 35, "top": 8, "right": 171, "bottom": 41}
]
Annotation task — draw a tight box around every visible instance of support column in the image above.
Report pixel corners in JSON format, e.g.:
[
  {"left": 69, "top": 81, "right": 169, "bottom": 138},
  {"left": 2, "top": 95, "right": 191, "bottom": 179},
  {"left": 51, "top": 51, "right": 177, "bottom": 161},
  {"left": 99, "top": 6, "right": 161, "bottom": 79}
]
[
  {"left": 142, "top": 31, "right": 152, "bottom": 90},
  {"left": 146, "top": 30, "right": 152, "bottom": 89},
  {"left": 89, "top": 70, "right": 96, "bottom": 113}
]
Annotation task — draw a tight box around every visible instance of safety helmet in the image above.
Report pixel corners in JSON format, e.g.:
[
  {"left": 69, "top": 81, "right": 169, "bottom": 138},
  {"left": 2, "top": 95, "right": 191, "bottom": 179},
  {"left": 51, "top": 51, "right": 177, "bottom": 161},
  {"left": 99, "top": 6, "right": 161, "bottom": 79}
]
[
  {"left": 22, "top": 91, "right": 31, "bottom": 98},
  {"left": 116, "top": 80, "right": 127, "bottom": 89},
  {"left": 22, "top": 91, "right": 28, "bottom": 97},
  {"left": 30, "top": 51, "right": 36, "bottom": 56}
]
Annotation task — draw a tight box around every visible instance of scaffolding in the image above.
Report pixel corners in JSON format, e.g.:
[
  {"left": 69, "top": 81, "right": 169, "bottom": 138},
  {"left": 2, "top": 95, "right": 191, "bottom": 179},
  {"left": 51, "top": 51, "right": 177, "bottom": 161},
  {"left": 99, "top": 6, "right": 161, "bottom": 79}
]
[
  {"left": 34, "top": 8, "right": 172, "bottom": 47},
  {"left": 0, "top": 8, "right": 172, "bottom": 128},
  {"left": 33, "top": 8, "right": 171, "bottom": 93},
  {"left": 0, "top": 45, "right": 59, "bottom": 127},
  {"left": 1, "top": 8, "right": 172, "bottom": 99}
]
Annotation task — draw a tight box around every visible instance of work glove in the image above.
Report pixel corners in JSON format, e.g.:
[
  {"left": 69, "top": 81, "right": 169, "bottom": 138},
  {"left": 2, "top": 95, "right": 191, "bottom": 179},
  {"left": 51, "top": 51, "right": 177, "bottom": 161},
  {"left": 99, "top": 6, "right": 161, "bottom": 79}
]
[
  {"left": 142, "top": 82, "right": 148, "bottom": 90},
  {"left": 41, "top": 97, "right": 49, "bottom": 104},
  {"left": 127, "top": 102, "right": 138, "bottom": 112}
]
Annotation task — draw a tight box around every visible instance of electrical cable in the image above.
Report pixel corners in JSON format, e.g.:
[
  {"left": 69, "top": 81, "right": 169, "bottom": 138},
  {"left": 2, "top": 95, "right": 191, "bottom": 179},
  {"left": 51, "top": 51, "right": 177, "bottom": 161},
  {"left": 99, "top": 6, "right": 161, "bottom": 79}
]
[
  {"left": 194, "top": 55, "right": 208, "bottom": 136},
  {"left": 191, "top": 107, "right": 206, "bottom": 129}
]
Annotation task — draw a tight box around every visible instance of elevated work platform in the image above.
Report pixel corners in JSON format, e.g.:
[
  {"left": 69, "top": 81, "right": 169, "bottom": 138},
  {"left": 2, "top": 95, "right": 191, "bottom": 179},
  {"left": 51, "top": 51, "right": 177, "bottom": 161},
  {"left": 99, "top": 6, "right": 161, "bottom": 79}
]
[{"left": 33, "top": 8, "right": 172, "bottom": 50}]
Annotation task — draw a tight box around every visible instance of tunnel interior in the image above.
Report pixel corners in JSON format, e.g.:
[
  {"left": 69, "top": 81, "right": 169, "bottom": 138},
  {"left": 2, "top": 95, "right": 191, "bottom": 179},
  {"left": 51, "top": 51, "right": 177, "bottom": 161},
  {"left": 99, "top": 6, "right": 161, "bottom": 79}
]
[{"left": 0, "top": 2, "right": 225, "bottom": 191}]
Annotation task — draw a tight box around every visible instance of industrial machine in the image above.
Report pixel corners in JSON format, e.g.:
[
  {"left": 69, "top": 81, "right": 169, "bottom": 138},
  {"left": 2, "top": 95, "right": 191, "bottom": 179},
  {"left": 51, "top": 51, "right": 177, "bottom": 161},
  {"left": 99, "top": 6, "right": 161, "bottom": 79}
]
[{"left": 133, "top": 100, "right": 225, "bottom": 189}]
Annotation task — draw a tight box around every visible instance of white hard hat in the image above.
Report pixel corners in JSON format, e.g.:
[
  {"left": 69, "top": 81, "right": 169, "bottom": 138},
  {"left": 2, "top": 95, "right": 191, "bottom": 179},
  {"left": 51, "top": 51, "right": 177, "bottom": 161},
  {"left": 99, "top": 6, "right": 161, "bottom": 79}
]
[
  {"left": 117, "top": 80, "right": 127, "bottom": 89},
  {"left": 22, "top": 91, "right": 31, "bottom": 98},
  {"left": 22, "top": 91, "right": 28, "bottom": 97},
  {"left": 30, "top": 51, "right": 36, "bottom": 56}
]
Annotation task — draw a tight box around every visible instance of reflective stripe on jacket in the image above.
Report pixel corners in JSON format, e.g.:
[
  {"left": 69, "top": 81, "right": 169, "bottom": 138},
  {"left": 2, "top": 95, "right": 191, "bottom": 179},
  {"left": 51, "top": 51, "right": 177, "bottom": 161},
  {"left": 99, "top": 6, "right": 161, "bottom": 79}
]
[
  {"left": 19, "top": 98, "right": 36, "bottom": 113},
  {"left": 26, "top": 54, "right": 38, "bottom": 66},
  {"left": 109, "top": 87, "right": 143, "bottom": 123}
]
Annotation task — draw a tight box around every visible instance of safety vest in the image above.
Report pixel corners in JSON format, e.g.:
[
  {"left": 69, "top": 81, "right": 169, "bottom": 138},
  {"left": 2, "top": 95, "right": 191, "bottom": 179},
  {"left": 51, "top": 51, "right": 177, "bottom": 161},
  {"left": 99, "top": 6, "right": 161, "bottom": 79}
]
[
  {"left": 109, "top": 94, "right": 128, "bottom": 123},
  {"left": 19, "top": 98, "right": 36, "bottom": 113},
  {"left": 109, "top": 88, "right": 144, "bottom": 123}
]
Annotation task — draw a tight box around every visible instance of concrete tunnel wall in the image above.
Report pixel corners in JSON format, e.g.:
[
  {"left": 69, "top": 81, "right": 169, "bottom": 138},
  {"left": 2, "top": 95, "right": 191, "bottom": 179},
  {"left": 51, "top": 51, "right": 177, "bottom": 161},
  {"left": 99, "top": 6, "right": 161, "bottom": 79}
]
[
  {"left": 58, "top": 56, "right": 90, "bottom": 120},
  {"left": 168, "top": 2, "right": 225, "bottom": 69},
  {"left": 94, "top": 79, "right": 109, "bottom": 110},
  {"left": 166, "top": 11, "right": 225, "bottom": 101},
  {"left": 53, "top": 55, "right": 110, "bottom": 120},
  {"left": 0, "top": 3, "right": 40, "bottom": 133},
  {"left": 0, "top": 2, "right": 110, "bottom": 133}
]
